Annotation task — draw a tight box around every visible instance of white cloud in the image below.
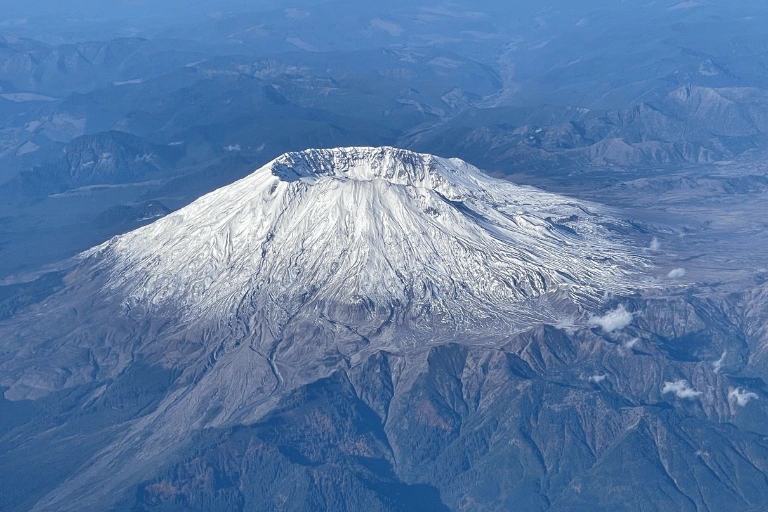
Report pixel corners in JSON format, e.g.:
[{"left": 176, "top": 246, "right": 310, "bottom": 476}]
[
  {"left": 729, "top": 388, "right": 758, "bottom": 407},
  {"left": 712, "top": 351, "right": 726, "bottom": 373},
  {"left": 667, "top": 268, "right": 686, "bottom": 279},
  {"left": 649, "top": 237, "right": 661, "bottom": 251},
  {"left": 589, "top": 305, "right": 633, "bottom": 332},
  {"left": 663, "top": 379, "right": 702, "bottom": 399},
  {"left": 224, "top": 144, "right": 241, "bottom": 152},
  {"left": 370, "top": 18, "right": 403, "bottom": 37},
  {"left": 589, "top": 374, "right": 607, "bottom": 383}
]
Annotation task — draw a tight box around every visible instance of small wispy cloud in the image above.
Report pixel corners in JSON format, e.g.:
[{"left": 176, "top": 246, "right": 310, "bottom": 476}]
[
  {"left": 554, "top": 316, "right": 577, "bottom": 334},
  {"left": 589, "top": 374, "right": 607, "bottom": 383},
  {"left": 729, "top": 388, "right": 758, "bottom": 407},
  {"left": 663, "top": 379, "right": 702, "bottom": 399},
  {"left": 667, "top": 268, "right": 686, "bottom": 279},
  {"left": 224, "top": 144, "right": 241, "bottom": 152},
  {"left": 589, "top": 305, "right": 633, "bottom": 332},
  {"left": 618, "top": 337, "right": 639, "bottom": 355},
  {"left": 649, "top": 237, "right": 661, "bottom": 251},
  {"left": 712, "top": 351, "right": 727, "bottom": 373}
]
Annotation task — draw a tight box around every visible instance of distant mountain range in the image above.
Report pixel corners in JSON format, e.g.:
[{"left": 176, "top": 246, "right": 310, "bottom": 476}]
[
  {"left": 408, "top": 85, "right": 768, "bottom": 177},
  {"left": 2, "top": 131, "right": 180, "bottom": 198}
]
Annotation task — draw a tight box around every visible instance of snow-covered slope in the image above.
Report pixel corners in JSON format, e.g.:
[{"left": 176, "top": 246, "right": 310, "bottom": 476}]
[{"left": 88, "top": 146, "right": 643, "bottom": 336}]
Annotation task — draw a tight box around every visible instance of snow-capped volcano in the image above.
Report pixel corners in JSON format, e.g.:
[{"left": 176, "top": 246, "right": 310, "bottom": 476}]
[
  {"left": 87, "top": 147, "right": 642, "bottom": 338},
  {"left": 0, "top": 148, "right": 652, "bottom": 510}
]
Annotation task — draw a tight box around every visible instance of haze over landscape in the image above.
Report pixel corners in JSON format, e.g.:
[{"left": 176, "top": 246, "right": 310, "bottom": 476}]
[{"left": 2, "top": 1, "right": 768, "bottom": 511}]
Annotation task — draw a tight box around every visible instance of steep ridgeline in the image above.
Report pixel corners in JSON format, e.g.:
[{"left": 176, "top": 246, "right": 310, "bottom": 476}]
[{"left": 1, "top": 148, "right": 767, "bottom": 512}]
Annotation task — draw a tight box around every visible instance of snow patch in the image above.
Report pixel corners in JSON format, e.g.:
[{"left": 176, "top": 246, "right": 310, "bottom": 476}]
[
  {"left": 16, "top": 141, "right": 39, "bottom": 156},
  {"left": 286, "top": 37, "right": 317, "bottom": 52},
  {"left": 1, "top": 92, "right": 56, "bottom": 102},
  {"left": 113, "top": 79, "right": 144, "bottom": 86},
  {"left": 428, "top": 57, "right": 465, "bottom": 69}
]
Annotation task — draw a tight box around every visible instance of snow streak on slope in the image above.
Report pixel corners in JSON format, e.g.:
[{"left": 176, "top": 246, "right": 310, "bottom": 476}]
[{"left": 86, "top": 147, "right": 643, "bottom": 337}]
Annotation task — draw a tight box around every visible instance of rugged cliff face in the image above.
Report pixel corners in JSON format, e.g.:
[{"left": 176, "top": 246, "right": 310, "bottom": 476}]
[{"left": 0, "top": 148, "right": 766, "bottom": 512}]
